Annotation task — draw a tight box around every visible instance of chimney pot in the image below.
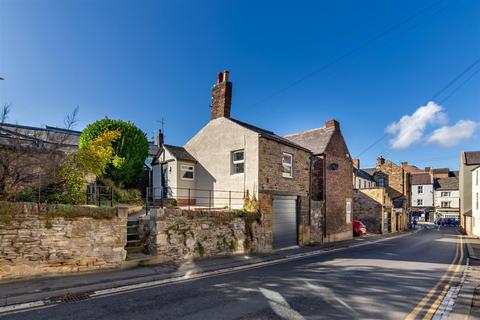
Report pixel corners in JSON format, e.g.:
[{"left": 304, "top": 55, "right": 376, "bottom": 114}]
[
  {"left": 223, "top": 70, "right": 229, "bottom": 82},
  {"left": 217, "top": 72, "right": 223, "bottom": 84}
]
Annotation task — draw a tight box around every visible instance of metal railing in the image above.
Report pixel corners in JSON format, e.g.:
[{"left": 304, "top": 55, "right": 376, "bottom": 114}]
[
  {"left": 6, "top": 185, "right": 114, "bottom": 207},
  {"left": 145, "top": 186, "right": 245, "bottom": 211}
]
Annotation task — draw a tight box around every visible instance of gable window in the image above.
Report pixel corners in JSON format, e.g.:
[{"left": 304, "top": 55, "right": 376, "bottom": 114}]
[
  {"left": 180, "top": 164, "right": 194, "bottom": 180},
  {"left": 418, "top": 186, "right": 423, "bottom": 194},
  {"left": 441, "top": 191, "right": 451, "bottom": 197},
  {"left": 417, "top": 199, "right": 423, "bottom": 206},
  {"left": 282, "top": 153, "right": 293, "bottom": 178},
  {"left": 231, "top": 150, "right": 245, "bottom": 174}
]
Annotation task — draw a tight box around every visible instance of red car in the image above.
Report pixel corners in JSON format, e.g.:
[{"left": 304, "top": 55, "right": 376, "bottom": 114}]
[{"left": 353, "top": 220, "right": 367, "bottom": 236}]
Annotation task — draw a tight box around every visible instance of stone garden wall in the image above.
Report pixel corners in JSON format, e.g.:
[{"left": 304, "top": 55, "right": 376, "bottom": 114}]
[
  {"left": 0, "top": 202, "right": 128, "bottom": 281},
  {"left": 145, "top": 208, "right": 266, "bottom": 262}
]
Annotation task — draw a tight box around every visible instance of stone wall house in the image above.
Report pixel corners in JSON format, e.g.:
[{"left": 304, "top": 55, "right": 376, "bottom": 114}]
[
  {"left": 150, "top": 71, "right": 313, "bottom": 250},
  {"left": 353, "top": 188, "right": 396, "bottom": 234},
  {"left": 284, "top": 120, "right": 354, "bottom": 243},
  {"left": 459, "top": 151, "right": 480, "bottom": 236},
  {"left": 361, "top": 157, "right": 410, "bottom": 232}
]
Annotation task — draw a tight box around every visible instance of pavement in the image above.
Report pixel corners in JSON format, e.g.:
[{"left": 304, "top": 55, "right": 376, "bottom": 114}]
[
  {"left": 449, "top": 235, "right": 480, "bottom": 320},
  {"left": 0, "top": 225, "right": 468, "bottom": 319}
]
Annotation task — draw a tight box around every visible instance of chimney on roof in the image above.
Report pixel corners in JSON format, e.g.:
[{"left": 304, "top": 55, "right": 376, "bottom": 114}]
[
  {"left": 325, "top": 119, "right": 339, "bottom": 129},
  {"left": 376, "top": 156, "right": 385, "bottom": 167},
  {"left": 425, "top": 166, "right": 432, "bottom": 173},
  {"left": 156, "top": 129, "right": 164, "bottom": 147},
  {"left": 211, "top": 70, "right": 232, "bottom": 120},
  {"left": 353, "top": 159, "right": 360, "bottom": 169}
]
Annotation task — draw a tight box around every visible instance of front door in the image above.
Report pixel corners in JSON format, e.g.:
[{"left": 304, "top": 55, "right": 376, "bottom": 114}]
[
  {"left": 161, "top": 164, "right": 169, "bottom": 198},
  {"left": 272, "top": 196, "right": 298, "bottom": 249}
]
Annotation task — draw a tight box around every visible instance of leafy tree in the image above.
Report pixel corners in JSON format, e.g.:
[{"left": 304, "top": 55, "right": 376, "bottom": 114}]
[
  {"left": 58, "top": 130, "right": 121, "bottom": 203},
  {"left": 80, "top": 118, "right": 149, "bottom": 187}
]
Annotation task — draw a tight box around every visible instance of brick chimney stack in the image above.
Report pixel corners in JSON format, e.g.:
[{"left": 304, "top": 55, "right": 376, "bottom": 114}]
[
  {"left": 376, "top": 156, "right": 385, "bottom": 167},
  {"left": 211, "top": 70, "right": 232, "bottom": 120},
  {"left": 156, "top": 129, "right": 164, "bottom": 147},
  {"left": 353, "top": 159, "right": 360, "bottom": 169},
  {"left": 325, "top": 119, "right": 339, "bottom": 130}
]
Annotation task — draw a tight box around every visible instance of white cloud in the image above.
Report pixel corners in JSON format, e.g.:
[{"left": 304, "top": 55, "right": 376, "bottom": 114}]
[
  {"left": 427, "top": 120, "right": 478, "bottom": 147},
  {"left": 386, "top": 101, "right": 447, "bottom": 149}
]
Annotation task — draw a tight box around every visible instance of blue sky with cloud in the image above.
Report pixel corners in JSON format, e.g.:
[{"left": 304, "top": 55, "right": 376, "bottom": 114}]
[{"left": 0, "top": 0, "right": 479, "bottom": 169}]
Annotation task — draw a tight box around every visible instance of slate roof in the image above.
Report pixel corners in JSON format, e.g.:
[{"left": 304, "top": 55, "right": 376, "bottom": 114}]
[
  {"left": 465, "top": 151, "right": 480, "bottom": 165},
  {"left": 353, "top": 167, "right": 375, "bottom": 181},
  {"left": 229, "top": 118, "right": 311, "bottom": 153},
  {"left": 164, "top": 144, "right": 197, "bottom": 162},
  {"left": 432, "top": 168, "right": 449, "bottom": 175},
  {"left": 362, "top": 168, "right": 376, "bottom": 176},
  {"left": 435, "top": 177, "right": 459, "bottom": 190},
  {"left": 411, "top": 173, "right": 432, "bottom": 185},
  {"left": 0, "top": 122, "right": 80, "bottom": 148},
  {"left": 283, "top": 126, "right": 335, "bottom": 154}
]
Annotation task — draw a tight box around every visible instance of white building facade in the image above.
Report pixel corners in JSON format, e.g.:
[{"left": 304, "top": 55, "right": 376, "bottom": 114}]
[
  {"left": 472, "top": 166, "right": 480, "bottom": 237},
  {"left": 410, "top": 172, "right": 434, "bottom": 221}
]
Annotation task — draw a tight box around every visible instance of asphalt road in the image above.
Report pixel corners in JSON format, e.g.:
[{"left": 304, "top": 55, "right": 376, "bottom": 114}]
[{"left": 3, "top": 226, "right": 465, "bottom": 320}]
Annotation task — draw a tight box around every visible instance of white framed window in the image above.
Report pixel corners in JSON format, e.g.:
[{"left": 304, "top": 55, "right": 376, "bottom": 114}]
[
  {"left": 441, "top": 191, "right": 451, "bottom": 197},
  {"left": 180, "top": 164, "right": 194, "bottom": 180},
  {"left": 282, "top": 153, "right": 293, "bottom": 178},
  {"left": 418, "top": 186, "right": 423, "bottom": 194},
  {"left": 417, "top": 199, "right": 423, "bottom": 206},
  {"left": 441, "top": 201, "right": 451, "bottom": 208},
  {"left": 231, "top": 150, "right": 245, "bottom": 174}
]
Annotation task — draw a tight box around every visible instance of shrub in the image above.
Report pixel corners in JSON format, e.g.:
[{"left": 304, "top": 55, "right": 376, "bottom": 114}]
[{"left": 80, "top": 118, "right": 149, "bottom": 187}]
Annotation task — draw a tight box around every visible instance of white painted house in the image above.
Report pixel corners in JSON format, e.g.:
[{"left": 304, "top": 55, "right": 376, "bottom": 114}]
[
  {"left": 472, "top": 166, "right": 480, "bottom": 237},
  {"left": 352, "top": 159, "right": 376, "bottom": 189},
  {"left": 434, "top": 176, "right": 459, "bottom": 220},
  {"left": 411, "top": 172, "right": 434, "bottom": 221}
]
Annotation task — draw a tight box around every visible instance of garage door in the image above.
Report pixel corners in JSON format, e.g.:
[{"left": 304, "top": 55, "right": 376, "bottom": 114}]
[{"left": 272, "top": 196, "right": 298, "bottom": 249}]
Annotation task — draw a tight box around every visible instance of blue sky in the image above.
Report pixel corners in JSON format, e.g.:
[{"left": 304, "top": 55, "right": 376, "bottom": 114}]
[{"left": 0, "top": 0, "right": 479, "bottom": 169}]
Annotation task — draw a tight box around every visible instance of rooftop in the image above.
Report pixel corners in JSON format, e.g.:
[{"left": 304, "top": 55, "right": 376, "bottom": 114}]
[
  {"left": 465, "top": 151, "right": 480, "bottom": 165},
  {"left": 435, "top": 177, "right": 459, "bottom": 190},
  {"left": 229, "top": 118, "right": 311, "bottom": 153},
  {"left": 411, "top": 172, "right": 432, "bottom": 185},
  {"left": 284, "top": 126, "right": 335, "bottom": 154}
]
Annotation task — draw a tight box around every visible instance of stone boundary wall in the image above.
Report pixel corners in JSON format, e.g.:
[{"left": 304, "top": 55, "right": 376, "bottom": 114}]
[
  {"left": 145, "top": 208, "right": 267, "bottom": 262},
  {"left": 0, "top": 202, "right": 128, "bottom": 281}
]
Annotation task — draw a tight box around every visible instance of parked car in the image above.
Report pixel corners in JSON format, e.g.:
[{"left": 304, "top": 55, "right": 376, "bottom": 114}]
[{"left": 353, "top": 220, "right": 367, "bottom": 236}]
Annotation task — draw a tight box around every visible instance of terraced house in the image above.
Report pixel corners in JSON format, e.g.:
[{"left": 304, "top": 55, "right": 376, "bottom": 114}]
[{"left": 151, "top": 71, "right": 354, "bottom": 249}]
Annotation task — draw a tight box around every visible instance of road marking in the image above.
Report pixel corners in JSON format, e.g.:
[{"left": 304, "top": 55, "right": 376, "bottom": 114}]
[
  {"left": 405, "top": 232, "right": 464, "bottom": 320},
  {"left": 422, "top": 284, "right": 450, "bottom": 320}
]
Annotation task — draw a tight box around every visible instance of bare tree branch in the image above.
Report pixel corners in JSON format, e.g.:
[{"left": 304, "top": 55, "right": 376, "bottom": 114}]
[
  {"left": 1, "top": 103, "right": 11, "bottom": 123},
  {"left": 64, "top": 105, "right": 79, "bottom": 129}
]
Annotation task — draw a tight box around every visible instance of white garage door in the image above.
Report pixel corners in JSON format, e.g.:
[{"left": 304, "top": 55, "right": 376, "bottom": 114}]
[{"left": 272, "top": 196, "right": 298, "bottom": 249}]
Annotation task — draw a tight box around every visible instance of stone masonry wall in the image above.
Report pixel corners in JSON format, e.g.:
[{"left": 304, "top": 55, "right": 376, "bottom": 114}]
[
  {"left": 352, "top": 188, "right": 395, "bottom": 234},
  {"left": 324, "top": 130, "right": 353, "bottom": 242},
  {"left": 257, "top": 137, "right": 311, "bottom": 245},
  {"left": 146, "top": 208, "right": 266, "bottom": 262},
  {"left": 0, "top": 202, "right": 128, "bottom": 281}
]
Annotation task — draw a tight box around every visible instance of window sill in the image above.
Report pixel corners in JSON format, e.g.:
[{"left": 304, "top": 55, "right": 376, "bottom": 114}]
[{"left": 282, "top": 175, "right": 294, "bottom": 179}]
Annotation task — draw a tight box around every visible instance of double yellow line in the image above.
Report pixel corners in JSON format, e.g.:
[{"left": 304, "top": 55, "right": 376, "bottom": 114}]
[{"left": 405, "top": 233, "right": 464, "bottom": 320}]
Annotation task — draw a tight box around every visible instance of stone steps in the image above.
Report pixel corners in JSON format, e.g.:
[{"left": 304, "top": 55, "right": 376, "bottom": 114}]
[{"left": 125, "top": 218, "right": 147, "bottom": 256}]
